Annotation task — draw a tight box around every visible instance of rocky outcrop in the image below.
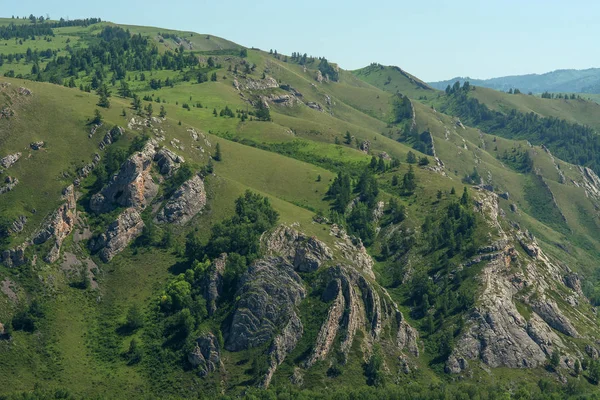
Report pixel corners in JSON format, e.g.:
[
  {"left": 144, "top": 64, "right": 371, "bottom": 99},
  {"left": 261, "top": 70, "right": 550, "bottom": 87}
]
[
  {"left": 154, "top": 147, "right": 185, "bottom": 176},
  {"left": 156, "top": 175, "right": 206, "bottom": 225},
  {"left": 263, "top": 313, "right": 303, "bottom": 388},
  {"left": 188, "top": 333, "right": 224, "bottom": 377},
  {"left": 225, "top": 257, "right": 305, "bottom": 352},
  {"left": 32, "top": 185, "right": 77, "bottom": 263},
  {"left": 306, "top": 102, "right": 324, "bottom": 112},
  {"left": 263, "top": 225, "right": 333, "bottom": 272},
  {"left": 0, "top": 152, "right": 21, "bottom": 169},
  {"left": 89, "top": 207, "right": 145, "bottom": 262},
  {"left": 10, "top": 215, "right": 27, "bottom": 234},
  {"left": 99, "top": 126, "right": 123, "bottom": 150},
  {"left": 30, "top": 141, "right": 44, "bottom": 150},
  {"left": 306, "top": 264, "right": 419, "bottom": 367},
  {"left": 202, "top": 254, "right": 226, "bottom": 316},
  {"left": 1, "top": 245, "right": 27, "bottom": 268},
  {"left": 447, "top": 190, "right": 585, "bottom": 374},
  {"left": 330, "top": 225, "right": 375, "bottom": 279},
  {"left": 360, "top": 140, "right": 371, "bottom": 153},
  {"left": 243, "top": 76, "right": 279, "bottom": 90},
  {"left": 90, "top": 141, "right": 158, "bottom": 213},
  {"left": 531, "top": 299, "right": 579, "bottom": 338},
  {"left": 0, "top": 176, "right": 19, "bottom": 195}
]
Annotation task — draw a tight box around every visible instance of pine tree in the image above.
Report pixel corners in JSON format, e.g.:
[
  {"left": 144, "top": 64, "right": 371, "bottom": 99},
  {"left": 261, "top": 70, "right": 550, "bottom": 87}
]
[
  {"left": 344, "top": 131, "right": 352, "bottom": 144},
  {"left": 460, "top": 187, "right": 469, "bottom": 205},
  {"left": 406, "top": 151, "right": 417, "bottom": 164}
]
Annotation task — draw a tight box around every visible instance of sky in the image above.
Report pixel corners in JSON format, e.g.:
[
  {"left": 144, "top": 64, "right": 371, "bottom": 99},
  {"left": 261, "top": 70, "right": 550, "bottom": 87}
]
[{"left": 6, "top": 0, "right": 600, "bottom": 81}]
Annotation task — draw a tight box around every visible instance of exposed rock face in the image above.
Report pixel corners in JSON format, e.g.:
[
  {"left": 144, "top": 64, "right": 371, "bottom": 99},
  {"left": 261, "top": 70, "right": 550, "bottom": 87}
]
[
  {"left": 156, "top": 175, "right": 206, "bottom": 225},
  {"left": 1, "top": 245, "right": 27, "bottom": 268},
  {"left": 263, "top": 225, "right": 333, "bottom": 272},
  {"left": 89, "top": 207, "right": 145, "bottom": 262},
  {"left": 263, "top": 312, "right": 303, "bottom": 388},
  {"left": 203, "top": 254, "right": 226, "bottom": 316},
  {"left": 447, "top": 190, "right": 586, "bottom": 374},
  {"left": 78, "top": 153, "right": 101, "bottom": 180},
  {"left": 99, "top": 126, "right": 123, "bottom": 150},
  {"left": 225, "top": 256, "right": 305, "bottom": 352},
  {"left": 316, "top": 70, "right": 324, "bottom": 83},
  {"left": 90, "top": 141, "right": 158, "bottom": 213},
  {"left": 188, "top": 333, "right": 224, "bottom": 377},
  {"left": 154, "top": 147, "right": 185, "bottom": 176},
  {"left": 266, "top": 94, "right": 301, "bottom": 107},
  {"left": 330, "top": 225, "right": 375, "bottom": 279},
  {"left": 0, "top": 176, "right": 19, "bottom": 195},
  {"left": 531, "top": 299, "right": 579, "bottom": 338},
  {"left": 10, "top": 215, "right": 27, "bottom": 234},
  {"left": 243, "top": 76, "right": 279, "bottom": 90},
  {"left": 32, "top": 185, "right": 77, "bottom": 263},
  {"left": 30, "top": 141, "right": 44, "bottom": 150},
  {"left": 306, "top": 265, "right": 419, "bottom": 368},
  {"left": 0, "top": 152, "right": 21, "bottom": 169}
]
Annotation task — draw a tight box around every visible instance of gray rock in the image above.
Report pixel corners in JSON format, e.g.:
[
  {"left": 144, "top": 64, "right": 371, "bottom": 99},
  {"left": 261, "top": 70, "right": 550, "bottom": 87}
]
[
  {"left": 156, "top": 175, "right": 206, "bottom": 225},
  {"left": 30, "top": 141, "right": 44, "bottom": 150},
  {"left": 531, "top": 299, "right": 579, "bottom": 338},
  {"left": 0, "top": 152, "right": 21, "bottom": 169},
  {"left": 32, "top": 185, "right": 77, "bottom": 263},
  {"left": 360, "top": 140, "right": 371, "bottom": 153},
  {"left": 225, "top": 256, "right": 306, "bottom": 351},
  {"left": 90, "top": 141, "right": 158, "bottom": 213},
  {"left": 0, "top": 176, "right": 19, "bottom": 195},
  {"left": 10, "top": 215, "right": 26, "bottom": 234},
  {"left": 99, "top": 126, "right": 123, "bottom": 150},
  {"left": 263, "top": 225, "right": 333, "bottom": 272},
  {"left": 306, "top": 102, "right": 324, "bottom": 112},
  {"left": 499, "top": 192, "right": 510, "bottom": 200},
  {"left": 188, "top": 333, "right": 223, "bottom": 377},
  {"left": 1, "top": 245, "right": 27, "bottom": 268},
  {"left": 89, "top": 207, "right": 145, "bottom": 262},
  {"left": 154, "top": 147, "right": 185, "bottom": 176},
  {"left": 585, "top": 344, "right": 600, "bottom": 360},
  {"left": 203, "top": 254, "right": 226, "bottom": 316}
]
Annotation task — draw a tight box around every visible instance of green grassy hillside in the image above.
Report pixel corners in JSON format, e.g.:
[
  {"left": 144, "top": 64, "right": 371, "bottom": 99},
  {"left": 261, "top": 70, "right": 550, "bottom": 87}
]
[{"left": 2, "top": 18, "right": 600, "bottom": 400}]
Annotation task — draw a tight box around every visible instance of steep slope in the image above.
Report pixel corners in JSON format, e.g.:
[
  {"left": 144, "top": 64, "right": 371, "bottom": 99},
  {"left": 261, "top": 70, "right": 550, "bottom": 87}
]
[{"left": 3, "top": 18, "right": 600, "bottom": 399}]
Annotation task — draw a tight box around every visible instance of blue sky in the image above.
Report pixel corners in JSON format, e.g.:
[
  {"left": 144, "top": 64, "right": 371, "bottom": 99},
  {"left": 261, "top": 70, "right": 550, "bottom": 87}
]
[{"left": 6, "top": 0, "right": 599, "bottom": 81}]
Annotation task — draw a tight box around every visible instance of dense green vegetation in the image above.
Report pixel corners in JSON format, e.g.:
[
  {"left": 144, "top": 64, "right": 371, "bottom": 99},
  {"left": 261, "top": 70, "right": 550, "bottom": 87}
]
[{"left": 441, "top": 81, "right": 600, "bottom": 173}]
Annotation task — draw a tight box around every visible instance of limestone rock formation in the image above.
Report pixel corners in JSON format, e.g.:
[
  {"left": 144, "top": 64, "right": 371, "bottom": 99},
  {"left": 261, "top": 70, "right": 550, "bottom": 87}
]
[
  {"left": 30, "top": 141, "right": 44, "bottom": 150},
  {"left": 202, "top": 253, "right": 226, "bottom": 316},
  {"left": 0, "top": 152, "right": 21, "bottom": 169},
  {"left": 10, "top": 215, "right": 26, "bottom": 234},
  {"left": 0, "top": 245, "right": 27, "bottom": 268},
  {"left": 32, "top": 185, "right": 77, "bottom": 263},
  {"left": 90, "top": 141, "right": 158, "bottom": 213},
  {"left": 154, "top": 147, "right": 185, "bottom": 176},
  {"left": 447, "top": 190, "right": 587, "bottom": 374},
  {"left": 89, "top": 207, "right": 145, "bottom": 262},
  {"left": 156, "top": 175, "right": 206, "bottom": 225},
  {"left": 225, "top": 256, "right": 306, "bottom": 352},
  {"left": 263, "top": 225, "right": 333, "bottom": 272},
  {"left": 0, "top": 176, "right": 19, "bottom": 195},
  {"left": 188, "top": 333, "right": 224, "bottom": 377},
  {"left": 99, "top": 126, "right": 123, "bottom": 150}
]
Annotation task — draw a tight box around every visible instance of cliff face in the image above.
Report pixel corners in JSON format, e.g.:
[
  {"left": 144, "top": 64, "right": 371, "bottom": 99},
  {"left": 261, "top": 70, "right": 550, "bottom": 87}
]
[
  {"left": 206, "top": 225, "right": 419, "bottom": 388},
  {"left": 447, "top": 190, "right": 596, "bottom": 374}
]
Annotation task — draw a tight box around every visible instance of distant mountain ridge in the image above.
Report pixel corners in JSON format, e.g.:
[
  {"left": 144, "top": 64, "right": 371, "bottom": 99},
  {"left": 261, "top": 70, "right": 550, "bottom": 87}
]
[{"left": 429, "top": 67, "right": 600, "bottom": 94}]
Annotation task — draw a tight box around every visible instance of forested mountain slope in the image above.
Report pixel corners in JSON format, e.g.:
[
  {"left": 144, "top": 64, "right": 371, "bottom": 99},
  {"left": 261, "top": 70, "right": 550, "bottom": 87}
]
[{"left": 1, "top": 17, "right": 600, "bottom": 399}]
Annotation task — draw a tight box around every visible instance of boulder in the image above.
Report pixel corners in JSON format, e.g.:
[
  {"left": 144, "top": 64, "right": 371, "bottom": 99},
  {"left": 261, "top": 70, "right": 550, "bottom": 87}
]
[
  {"left": 0, "top": 152, "right": 21, "bottom": 169},
  {"left": 90, "top": 141, "right": 158, "bottom": 213},
  {"left": 188, "top": 333, "right": 223, "bottom": 377},
  {"left": 360, "top": 140, "right": 371, "bottom": 153},
  {"left": 156, "top": 175, "right": 206, "bottom": 225},
  {"left": 89, "top": 208, "right": 145, "bottom": 262},
  {"left": 225, "top": 256, "right": 306, "bottom": 351},
  {"left": 30, "top": 141, "right": 44, "bottom": 150},
  {"left": 531, "top": 299, "right": 579, "bottom": 338},
  {"left": 306, "top": 102, "right": 324, "bottom": 112}
]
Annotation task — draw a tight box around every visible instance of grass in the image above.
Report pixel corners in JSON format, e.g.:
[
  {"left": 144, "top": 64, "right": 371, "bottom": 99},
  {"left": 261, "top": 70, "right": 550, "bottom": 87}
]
[{"left": 3, "top": 17, "right": 600, "bottom": 399}]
